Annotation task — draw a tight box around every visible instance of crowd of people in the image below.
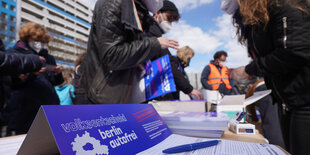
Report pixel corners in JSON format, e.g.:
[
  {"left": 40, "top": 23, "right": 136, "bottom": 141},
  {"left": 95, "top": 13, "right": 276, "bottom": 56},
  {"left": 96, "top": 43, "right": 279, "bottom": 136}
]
[{"left": 0, "top": 0, "right": 309, "bottom": 154}]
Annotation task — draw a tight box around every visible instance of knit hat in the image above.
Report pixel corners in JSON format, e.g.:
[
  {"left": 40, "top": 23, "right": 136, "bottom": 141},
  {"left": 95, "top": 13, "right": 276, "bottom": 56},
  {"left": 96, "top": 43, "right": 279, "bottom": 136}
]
[{"left": 159, "top": 0, "right": 179, "bottom": 13}]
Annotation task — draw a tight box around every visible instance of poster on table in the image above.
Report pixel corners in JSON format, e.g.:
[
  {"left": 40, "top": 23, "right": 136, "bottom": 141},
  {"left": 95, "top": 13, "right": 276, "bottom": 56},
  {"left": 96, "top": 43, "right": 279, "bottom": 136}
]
[{"left": 18, "top": 104, "right": 172, "bottom": 155}]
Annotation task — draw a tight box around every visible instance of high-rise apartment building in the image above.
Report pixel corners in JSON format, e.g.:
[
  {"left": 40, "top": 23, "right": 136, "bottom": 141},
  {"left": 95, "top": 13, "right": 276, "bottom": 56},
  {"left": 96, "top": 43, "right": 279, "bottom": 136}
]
[
  {"left": 0, "top": 0, "right": 93, "bottom": 66},
  {"left": 0, "top": 0, "right": 17, "bottom": 48}
]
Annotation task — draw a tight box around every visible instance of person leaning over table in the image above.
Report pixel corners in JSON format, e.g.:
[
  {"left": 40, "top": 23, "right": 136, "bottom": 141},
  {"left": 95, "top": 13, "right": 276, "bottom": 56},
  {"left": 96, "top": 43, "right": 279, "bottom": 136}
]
[
  {"left": 146, "top": 0, "right": 203, "bottom": 100},
  {"left": 79, "top": 0, "right": 179, "bottom": 104},
  {"left": 228, "top": 0, "right": 310, "bottom": 154}
]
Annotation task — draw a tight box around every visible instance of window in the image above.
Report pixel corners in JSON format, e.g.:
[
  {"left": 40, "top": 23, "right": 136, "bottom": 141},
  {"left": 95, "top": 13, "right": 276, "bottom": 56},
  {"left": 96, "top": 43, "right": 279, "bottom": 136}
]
[
  {"left": 10, "top": 37, "right": 15, "bottom": 43},
  {"left": 10, "top": 5, "right": 15, "bottom": 12},
  {"left": 1, "top": 13, "right": 7, "bottom": 20},
  {"left": 10, "top": 16, "right": 15, "bottom": 22},
  {"left": 2, "top": 2, "right": 7, "bottom": 9},
  {"left": 10, "top": 26, "right": 15, "bottom": 32},
  {"left": 0, "top": 24, "right": 7, "bottom": 31}
]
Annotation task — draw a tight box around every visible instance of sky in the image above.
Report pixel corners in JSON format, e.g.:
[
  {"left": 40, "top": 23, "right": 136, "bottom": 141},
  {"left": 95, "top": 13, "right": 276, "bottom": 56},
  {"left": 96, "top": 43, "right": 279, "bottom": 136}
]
[{"left": 79, "top": 0, "right": 251, "bottom": 73}]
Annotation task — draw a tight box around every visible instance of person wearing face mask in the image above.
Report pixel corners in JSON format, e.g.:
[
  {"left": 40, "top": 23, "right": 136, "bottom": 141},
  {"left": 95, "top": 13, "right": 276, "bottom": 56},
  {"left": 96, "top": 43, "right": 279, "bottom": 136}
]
[
  {"left": 146, "top": 0, "right": 203, "bottom": 100},
  {"left": 5, "top": 22, "right": 63, "bottom": 135},
  {"left": 172, "top": 46, "right": 204, "bottom": 100},
  {"left": 201, "top": 51, "right": 232, "bottom": 95},
  {"left": 79, "top": 0, "right": 179, "bottom": 104}
]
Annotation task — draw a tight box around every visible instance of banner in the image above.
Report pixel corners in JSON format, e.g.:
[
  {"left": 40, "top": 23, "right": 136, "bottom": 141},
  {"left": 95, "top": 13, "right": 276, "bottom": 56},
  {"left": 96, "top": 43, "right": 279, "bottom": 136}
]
[{"left": 18, "top": 104, "right": 172, "bottom": 155}]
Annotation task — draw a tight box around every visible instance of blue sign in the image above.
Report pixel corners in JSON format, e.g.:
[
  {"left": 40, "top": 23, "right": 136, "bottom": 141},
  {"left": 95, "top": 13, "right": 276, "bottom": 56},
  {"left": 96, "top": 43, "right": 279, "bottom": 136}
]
[
  {"left": 144, "top": 55, "right": 176, "bottom": 100},
  {"left": 18, "top": 105, "right": 172, "bottom": 155}
]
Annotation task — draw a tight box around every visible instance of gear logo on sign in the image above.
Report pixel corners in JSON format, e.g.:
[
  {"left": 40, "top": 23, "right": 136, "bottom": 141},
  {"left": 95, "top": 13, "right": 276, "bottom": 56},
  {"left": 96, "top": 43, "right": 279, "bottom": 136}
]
[{"left": 71, "top": 131, "right": 109, "bottom": 155}]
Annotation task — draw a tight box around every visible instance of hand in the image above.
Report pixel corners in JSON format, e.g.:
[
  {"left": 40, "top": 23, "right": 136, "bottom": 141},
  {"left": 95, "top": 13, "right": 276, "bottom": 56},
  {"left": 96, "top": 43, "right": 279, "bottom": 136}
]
[
  {"left": 39, "top": 56, "right": 46, "bottom": 62},
  {"left": 34, "top": 67, "right": 47, "bottom": 75},
  {"left": 139, "top": 64, "right": 144, "bottom": 71},
  {"left": 189, "top": 89, "right": 204, "bottom": 100},
  {"left": 230, "top": 66, "right": 249, "bottom": 81},
  {"left": 18, "top": 74, "right": 28, "bottom": 80},
  {"left": 51, "top": 65, "right": 63, "bottom": 75},
  {"left": 157, "top": 37, "right": 179, "bottom": 50}
]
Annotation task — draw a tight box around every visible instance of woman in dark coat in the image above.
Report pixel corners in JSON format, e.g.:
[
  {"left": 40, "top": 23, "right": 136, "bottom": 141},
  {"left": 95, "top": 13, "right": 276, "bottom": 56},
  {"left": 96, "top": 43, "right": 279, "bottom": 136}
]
[
  {"left": 6, "top": 22, "right": 64, "bottom": 135},
  {"left": 0, "top": 38, "right": 44, "bottom": 136}
]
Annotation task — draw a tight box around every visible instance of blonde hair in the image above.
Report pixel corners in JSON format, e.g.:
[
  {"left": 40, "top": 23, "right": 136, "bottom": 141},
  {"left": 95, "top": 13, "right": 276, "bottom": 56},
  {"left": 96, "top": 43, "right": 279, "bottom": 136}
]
[
  {"left": 177, "top": 46, "right": 195, "bottom": 66},
  {"left": 19, "top": 22, "right": 52, "bottom": 43},
  {"left": 177, "top": 46, "right": 194, "bottom": 57}
]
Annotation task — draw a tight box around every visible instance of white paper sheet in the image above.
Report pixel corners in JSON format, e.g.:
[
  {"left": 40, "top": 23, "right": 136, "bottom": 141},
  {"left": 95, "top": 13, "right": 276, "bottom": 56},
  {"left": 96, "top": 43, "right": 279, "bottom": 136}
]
[
  {"left": 0, "top": 135, "right": 26, "bottom": 155},
  {"left": 244, "top": 90, "right": 272, "bottom": 107},
  {"left": 220, "top": 95, "right": 245, "bottom": 105},
  {"left": 138, "top": 134, "right": 285, "bottom": 155}
]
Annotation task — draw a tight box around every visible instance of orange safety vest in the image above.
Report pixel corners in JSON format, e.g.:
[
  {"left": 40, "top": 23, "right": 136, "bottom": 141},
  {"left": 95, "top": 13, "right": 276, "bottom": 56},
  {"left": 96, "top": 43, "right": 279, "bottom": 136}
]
[{"left": 207, "top": 64, "right": 232, "bottom": 90}]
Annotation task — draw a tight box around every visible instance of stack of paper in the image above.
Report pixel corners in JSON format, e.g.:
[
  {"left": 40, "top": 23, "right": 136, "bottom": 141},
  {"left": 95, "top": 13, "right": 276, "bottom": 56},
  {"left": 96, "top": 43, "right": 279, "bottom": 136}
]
[
  {"left": 150, "top": 100, "right": 207, "bottom": 112},
  {"left": 159, "top": 112, "right": 230, "bottom": 138},
  {"left": 215, "top": 90, "right": 272, "bottom": 119},
  {"left": 199, "top": 89, "right": 222, "bottom": 104}
]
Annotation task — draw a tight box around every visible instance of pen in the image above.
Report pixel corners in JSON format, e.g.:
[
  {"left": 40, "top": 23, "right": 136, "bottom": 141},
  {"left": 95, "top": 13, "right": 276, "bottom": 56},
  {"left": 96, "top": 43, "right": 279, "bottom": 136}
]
[{"left": 162, "top": 140, "right": 220, "bottom": 154}]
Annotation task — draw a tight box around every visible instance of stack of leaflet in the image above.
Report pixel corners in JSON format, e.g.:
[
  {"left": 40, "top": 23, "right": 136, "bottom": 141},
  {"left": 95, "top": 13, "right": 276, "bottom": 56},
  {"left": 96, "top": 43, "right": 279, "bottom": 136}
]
[{"left": 159, "top": 112, "right": 230, "bottom": 138}]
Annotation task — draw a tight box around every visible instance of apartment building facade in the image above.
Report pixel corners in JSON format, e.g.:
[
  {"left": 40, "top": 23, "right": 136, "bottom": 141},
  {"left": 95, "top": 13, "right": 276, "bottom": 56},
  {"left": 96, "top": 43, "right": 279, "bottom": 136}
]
[
  {"left": 0, "top": 0, "right": 93, "bottom": 66},
  {"left": 0, "top": 0, "right": 17, "bottom": 48}
]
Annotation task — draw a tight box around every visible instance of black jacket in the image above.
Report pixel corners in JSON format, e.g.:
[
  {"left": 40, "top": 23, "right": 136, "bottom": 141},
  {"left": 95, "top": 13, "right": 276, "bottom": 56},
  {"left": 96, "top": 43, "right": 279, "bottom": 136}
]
[
  {"left": 79, "top": 0, "right": 162, "bottom": 104},
  {"left": 146, "top": 19, "right": 193, "bottom": 100},
  {"left": 244, "top": 1, "right": 310, "bottom": 108},
  {"left": 0, "top": 52, "right": 43, "bottom": 76},
  {"left": 6, "top": 41, "right": 62, "bottom": 134},
  {"left": 0, "top": 50, "right": 43, "bottom": 125}
]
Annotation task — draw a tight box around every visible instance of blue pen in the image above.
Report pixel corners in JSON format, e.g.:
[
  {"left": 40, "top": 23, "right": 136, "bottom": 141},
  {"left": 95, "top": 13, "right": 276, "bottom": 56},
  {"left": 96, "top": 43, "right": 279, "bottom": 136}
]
[{"left": 162, "top": 140, "right": 220, "bottom": 154}]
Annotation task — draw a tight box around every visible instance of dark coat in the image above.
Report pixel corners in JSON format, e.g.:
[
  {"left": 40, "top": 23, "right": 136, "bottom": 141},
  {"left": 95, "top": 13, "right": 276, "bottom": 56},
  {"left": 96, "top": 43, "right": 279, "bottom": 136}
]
[
  {"left": 146, "top": 18, "right": 193, "bottom": 100},
  {"left": 79, "top": 0, "right": 162, "bottom": 104},
  {"left": 244, "top": 1, "right": 310, "bottom": 108},
  {"left": 0, "top": 48, "right": 43, "bottom": 126},
  {"left": 6, "top": 41, "right": 62, "bottom": 134},
  {"left": 0, "top": 52, "right": 43, "bottom": 76}
]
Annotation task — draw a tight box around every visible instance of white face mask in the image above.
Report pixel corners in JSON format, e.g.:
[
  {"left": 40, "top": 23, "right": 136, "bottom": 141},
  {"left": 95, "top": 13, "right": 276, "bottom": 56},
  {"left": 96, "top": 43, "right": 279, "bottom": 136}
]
[
  {"left": 28, "top": 42, "right": 47, "bottom": 53},
  {"left": 221, "top": 0, "right": 239, "bottom": 15},
  {"left": 158, "top": 13, "right": 172, "bottom": 33},
  {"left": 219, "top": 61, "right": 226, "bottom": 67},
  {"left": 144, "top": 0, "right": 163, "bottom": 14},
  {"left": 28, "top": 41, "right": 43, "bottom": 53}
]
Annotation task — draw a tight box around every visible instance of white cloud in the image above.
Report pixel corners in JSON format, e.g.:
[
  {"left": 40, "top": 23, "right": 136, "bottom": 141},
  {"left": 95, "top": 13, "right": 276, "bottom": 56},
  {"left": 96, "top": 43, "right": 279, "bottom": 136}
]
[
  {"left": 175, "top": 14, "right": 250, "bottom": 73},
  {"left": 170, "top": 0, "right": 214, "bottom": 12},
  {"left": 211, "top": 14, "right": 251, "bottom": 68},
  {"left": 166, "top": 20, "right": 223, "bottom": 54}
]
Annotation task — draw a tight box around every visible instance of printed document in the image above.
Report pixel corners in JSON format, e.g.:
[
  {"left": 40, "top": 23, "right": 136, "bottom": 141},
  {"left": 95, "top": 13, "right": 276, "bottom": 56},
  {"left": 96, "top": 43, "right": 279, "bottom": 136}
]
[{"left": 138, "top": 134, "right": 285, "bottom": 155}]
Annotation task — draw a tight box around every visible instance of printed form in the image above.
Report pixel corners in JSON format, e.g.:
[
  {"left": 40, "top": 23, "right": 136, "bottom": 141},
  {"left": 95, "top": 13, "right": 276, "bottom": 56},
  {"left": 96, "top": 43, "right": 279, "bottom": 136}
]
[{"left": 138, "top": 134, "right": 285, "bottom": 155}]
